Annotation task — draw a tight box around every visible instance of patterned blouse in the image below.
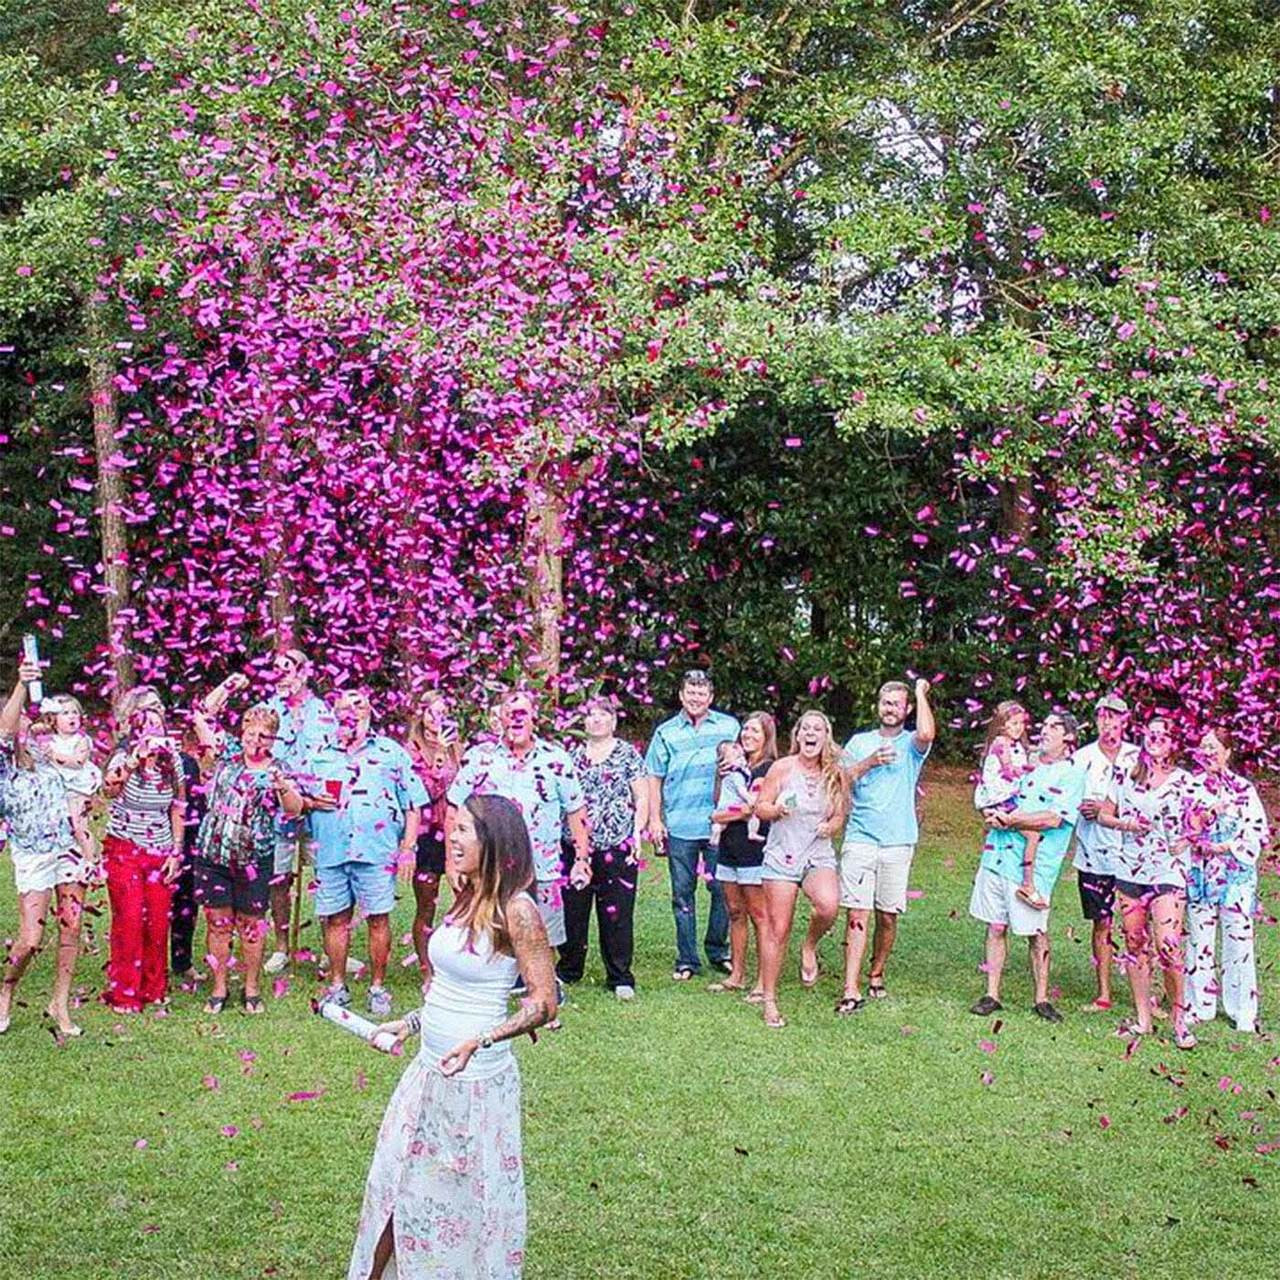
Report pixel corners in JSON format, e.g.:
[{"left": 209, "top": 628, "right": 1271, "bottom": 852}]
[
  {"left": 571, "top": 739, "right": 645, "bottom": 851},
  {"left": 105, "top": 741, "right": 184, "bottom": 851},
  {"left": 0, "top": 736, "right": 74, "bottom": 860},
  {"left": 196, "top": 739, "right": 289, "bottom": 868}
]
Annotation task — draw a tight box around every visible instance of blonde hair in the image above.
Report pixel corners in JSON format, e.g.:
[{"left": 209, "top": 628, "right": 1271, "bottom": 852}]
[
  {"left": 788, "top": 710, "right": 848, "bottom": 814},
  {"left": 241, "top": 704, "right": 280, "bottom": 735}
]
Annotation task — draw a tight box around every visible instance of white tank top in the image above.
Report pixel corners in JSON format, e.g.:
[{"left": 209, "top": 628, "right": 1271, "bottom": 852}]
[{"left": 419, "top": 906, "right": 524, "bottom": 1079}]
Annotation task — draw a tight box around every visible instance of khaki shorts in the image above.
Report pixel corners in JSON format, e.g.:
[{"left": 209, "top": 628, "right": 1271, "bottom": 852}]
[
  {"left": 839, "top": 841, "right": 915, "bottom": 914},
  {"left": 535, "top": 878, "right": 567, "bottom": 948},
  {"left": 968, "top": 866, "right": 1048, "bottom": 937}
]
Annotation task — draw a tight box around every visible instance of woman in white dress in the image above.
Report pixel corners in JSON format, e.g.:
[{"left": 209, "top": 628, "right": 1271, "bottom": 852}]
[{"left": 349, "top": 793, "right": 558, "bottom": 1280}]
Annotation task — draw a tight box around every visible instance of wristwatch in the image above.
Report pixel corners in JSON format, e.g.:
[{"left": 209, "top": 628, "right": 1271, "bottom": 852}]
[{"left": 479, "top": 1031, "right": 495, "bottom": 1050}]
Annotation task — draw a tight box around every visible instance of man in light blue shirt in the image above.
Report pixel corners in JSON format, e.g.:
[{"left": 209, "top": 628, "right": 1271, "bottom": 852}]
[
  {"left": 310, "top": 690, "right": 426, "bottom": 1016},
  {"left": 263, "top": 648, "right": 339, "bottom": 974},
  {"left": 837, "top": 679, "right": 935, "bottom": 1010},
  {"left": 968, "top": 711, "right": 1086, "bottom": 1023},
  {"left": 644, "top": 670, "right": 740, "bottom": 978}
]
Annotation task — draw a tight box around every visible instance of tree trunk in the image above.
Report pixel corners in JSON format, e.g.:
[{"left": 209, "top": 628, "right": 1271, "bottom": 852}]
[
  {"left": 999, "top": 472, "right": 1033, "bottom": 540},
  {"left": 86, "top": 299, "right": 136, "bottom": 708},
  {"left": 254, "top": 402, "right": 293, "bottom": 644},
  {"left": 524, "top": 474, "right": 566, "bottom": 698}
]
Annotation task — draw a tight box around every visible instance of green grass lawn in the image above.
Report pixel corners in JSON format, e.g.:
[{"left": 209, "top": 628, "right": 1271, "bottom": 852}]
[{"left": 2, "top": 768, "right": 1277, "bottom": 1279}]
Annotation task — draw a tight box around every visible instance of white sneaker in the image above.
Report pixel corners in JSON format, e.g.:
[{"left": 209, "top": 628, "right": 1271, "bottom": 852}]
[
  {"left": 614, "top": 985, "right": 636, "bottom": 1001},
  {"left": 263, "top": 950, "right": 289, "bottom": 975}
]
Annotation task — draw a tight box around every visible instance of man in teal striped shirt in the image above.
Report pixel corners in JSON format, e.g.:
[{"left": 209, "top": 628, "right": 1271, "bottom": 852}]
[{"left": 644, "top": 671, "right": 740, "bottom": 978}]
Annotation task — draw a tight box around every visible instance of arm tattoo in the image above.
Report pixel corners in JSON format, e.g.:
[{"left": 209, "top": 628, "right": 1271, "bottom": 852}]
[{"left": 485, "top": 898, "right": 556, "bottom": 1045}]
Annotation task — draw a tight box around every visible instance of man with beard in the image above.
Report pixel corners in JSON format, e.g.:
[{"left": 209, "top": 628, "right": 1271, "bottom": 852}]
[{"left": 837, "top": 679, "right": 935, "bottom": 1009}]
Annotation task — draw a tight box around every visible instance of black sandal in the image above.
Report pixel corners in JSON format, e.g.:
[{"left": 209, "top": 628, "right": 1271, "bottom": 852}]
[
  {"left": 203, "top": 995, "right": 227, "bottom": 1015},
  {"left": 243, "top": 994, "right": 265, "bottom": 1015},
  {"left": 868, "top": 978, "right": 888, "bottom": 999},
  {"left": 835, "top": 996, "right": 865, "bottom": 1016}
]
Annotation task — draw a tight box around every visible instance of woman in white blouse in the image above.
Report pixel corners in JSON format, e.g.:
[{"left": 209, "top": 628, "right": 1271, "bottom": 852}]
[{"left": 1185, "top": 726, "right": 1270, "bottom": 1035}]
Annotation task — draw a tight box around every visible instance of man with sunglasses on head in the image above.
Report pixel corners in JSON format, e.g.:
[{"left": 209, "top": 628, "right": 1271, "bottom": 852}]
[
  {"left": 969, "top": 711, "right": 1087, "bottom": 1023},
  {"left": 644, "top": 670, "right": 740, "bottom": 980},
  {"left": 1071, "top": 691, "right": 1140, "bottom": 1014}
]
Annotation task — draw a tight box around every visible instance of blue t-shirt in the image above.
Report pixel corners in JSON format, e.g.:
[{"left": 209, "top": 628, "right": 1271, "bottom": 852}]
[
  {"left": 979, "top": 757, "right": 1086, "bottom": 898},
  {"left": 843, "top": 729, "right": 931, "bottom": 847},
  {"left": 643, "top": 709, "right": 740, "bottom": 841},
  {"left": 306, "top": 735, "right": 428, "bottom": 870}
]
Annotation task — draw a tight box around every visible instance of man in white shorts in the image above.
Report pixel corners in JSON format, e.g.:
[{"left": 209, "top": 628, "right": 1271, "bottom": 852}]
[
  {"left": 969, "top": 712, "right": 1086, "bottom": 1023},
  {"left": 837, "top": 678, "right": 935, "bottom": 1009}
]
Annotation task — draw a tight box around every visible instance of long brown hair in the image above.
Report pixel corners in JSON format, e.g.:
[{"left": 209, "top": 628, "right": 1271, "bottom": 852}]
[
  {"left": 982, "top": 701, "right": 1028, "bottom": 761},
  {"left": 742, "top": 711, "right": 778, "bottom": 769},
  {"left": 787, "top": 709, "right": 848, "bottom": 815},
  {"left": 450, "top": 794, "right": 535, "bottom": 957}
]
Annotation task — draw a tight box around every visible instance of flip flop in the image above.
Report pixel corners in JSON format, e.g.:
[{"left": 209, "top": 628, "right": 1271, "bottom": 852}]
[
  {"left": 835, "top": 996, "right": 865, "bottom": 1016},
  {"left": 242, "top": 994, "right": 266, "bottom": 1015},
  {"left": 743, "top": 990, "right": 765, "bottom": 1005},
  {"left": 671, "top": 968, "right": 694, "bottom": 982},
  {"left": 707, "top": 981, "right": 745, "bottom": 994},
  {"left": 203, "top": 995, "right": 227, "bottom": 1015},
  {"left": 763, "top": 1003, "right": 787, "bottom": 1029},
  {"left": 868, "top": 978, "right": 888, "bottom": 999},
  {"left": 799, "top": 958, "right": 820, "bottom": 988}
]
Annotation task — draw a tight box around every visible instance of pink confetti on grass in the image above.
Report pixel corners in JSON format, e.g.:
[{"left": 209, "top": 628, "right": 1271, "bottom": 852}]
[{"left": 220, "top": 1125, "right": 239, "bottom": 1139}]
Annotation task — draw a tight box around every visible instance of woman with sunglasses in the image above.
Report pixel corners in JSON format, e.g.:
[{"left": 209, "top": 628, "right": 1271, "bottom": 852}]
[
  {"left": 101, "top": 686, "right": 186, "bottom": 1013},
  {"left": 1098, "top": 715, "right": 1197, "bottom": 1047}
]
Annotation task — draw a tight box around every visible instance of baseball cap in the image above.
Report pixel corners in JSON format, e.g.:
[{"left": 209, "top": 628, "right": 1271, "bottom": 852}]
[{"left": 1096, "top": 691, "right": 1129, "bottom": 714}]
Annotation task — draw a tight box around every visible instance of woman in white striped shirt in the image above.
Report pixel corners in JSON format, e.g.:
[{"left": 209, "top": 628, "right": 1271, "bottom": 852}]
[{"left": 101, "top": 686, "right": 185, "bottom": 1013}]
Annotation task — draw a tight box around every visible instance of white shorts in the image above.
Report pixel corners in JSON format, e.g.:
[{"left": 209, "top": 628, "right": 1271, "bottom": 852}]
[
  {"left": 12, "top": 851, "right": 60, "bottom": 895},
  {"left": 535, "top": 878, "right": 567, "bottom": 948},
  {"left": 839, "top": 841, "right": 915, "bottom": 914},
  {"left": 968, "top": 866, "right": 1049, "bottom": 937}
]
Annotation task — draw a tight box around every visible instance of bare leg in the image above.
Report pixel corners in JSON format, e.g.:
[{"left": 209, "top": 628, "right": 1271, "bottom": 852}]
[
  {"left": 1029, "top": 931, "right": 1051, "bottom": 1004},
  {"left": 366, "top": 914, "right": 391, "bottom": 988},
  {"left": 48, "top": 882, "right": 86, "bottom": 1032},
  {"left": 411, "top": 872, "right": 441, "bottom": 970},
  {"left": 741, "top": 884, "right": 768, "bottom": 996},
  {"left": 0, "top": 889, "right": 50, "bottom": 1026},
  {"left": 368, "top": 1215, "right": 396, "bottom": 1279},
  {"left": 719, "top": 882, "right": 748, "bottom": 987},
  {"left": 1152, "top": 890, "right": 1189, "bottom": 1041},
  {"left": 1090, "top": 917, "right": 1115, "bottom": 1006},
  {"left": 759, "top": 880, "right": 799, "bottom": 1025},
  {"left": 324, "top": 908, "right": 353, "bottom": 986},
  {"left": 842, "top": 908, "right": 871, "bottom": 999},
  {"left": 799, "top": 868, "right": 839, "bottom": 980},
  {"left": 1119, "top": 891, "right": 1153, "bottom": 1034},
  {"left": 868, "top": 909, "right": 899, "bottom": 988},
  {"left": 983, "top": 924, "right": 1008, "bottom": 1001},
  {"left": 238, "top": 914, "right": 268, "bottom": 1001},
  {"left": 205, "top": 909, "right": 235, "bottom": 1002}
]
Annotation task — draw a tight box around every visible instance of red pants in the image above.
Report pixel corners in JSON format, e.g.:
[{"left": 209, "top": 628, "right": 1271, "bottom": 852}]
[{"left": 103, "top": 835, "right": 175, "bottom": 1011}]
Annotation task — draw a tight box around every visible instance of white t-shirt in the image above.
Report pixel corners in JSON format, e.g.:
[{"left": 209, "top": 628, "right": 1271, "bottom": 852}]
[
  {"left": 1070, "top": 740, "right": 1139, "bottom": 875},
  {"left": 1111, "top": 766, "right": 1194, "bottom": 887}
]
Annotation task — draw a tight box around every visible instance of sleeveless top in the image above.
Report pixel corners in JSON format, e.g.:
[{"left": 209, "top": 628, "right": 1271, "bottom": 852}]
[
  {"left": 419, "top": 904, "right": 525, "bottom": 1080},
  {"left": 763, "top": 763, "right": 835, "bottom": 874}
]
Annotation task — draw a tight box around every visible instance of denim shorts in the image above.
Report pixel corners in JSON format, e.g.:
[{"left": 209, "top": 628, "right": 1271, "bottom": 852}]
[
  {"left": 315, "top": 860, "right": 396, "bottom": 917},
  {"left": 715, "top": 862, "right": 765, "bottom": 887}
]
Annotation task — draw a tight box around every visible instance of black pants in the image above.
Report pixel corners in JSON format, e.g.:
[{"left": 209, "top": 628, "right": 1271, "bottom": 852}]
[
  {"left": 557, "top": 842, "right": 637, "bottom": 990},
  {"left": 169, "top": 836, "right": 199, "bottom": 973}
]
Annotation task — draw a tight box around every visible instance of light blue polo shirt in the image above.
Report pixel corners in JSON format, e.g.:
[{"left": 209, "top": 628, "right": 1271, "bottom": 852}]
[
  {"left": 843, "top": 729, "right": 931, "bottom": 847},
  {"left": 644, "top": 708, "right": 740, "bottom": 841},
  {"left": 266, "top": 692, "right": 338, "bottom": 787},
  {"left": 306, "top": 735, "right": 428, "bottom": 870},
  {"left": 979, "top": 757, "right": 1086, "bottom": 899},
  {"left": 447, "top": 738, "right": 585, "bottom": 882}
]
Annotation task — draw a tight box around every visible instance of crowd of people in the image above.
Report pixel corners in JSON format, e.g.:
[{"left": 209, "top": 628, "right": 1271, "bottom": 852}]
[{"left": 0, "top": 650, "right": 1272, "bottom": 1278}]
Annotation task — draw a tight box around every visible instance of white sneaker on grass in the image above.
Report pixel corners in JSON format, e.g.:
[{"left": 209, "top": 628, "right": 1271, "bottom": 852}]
[
  {"left": 615, "top": 985, "right": 636, "bottom": 1002},
  {"left": 263, "top": 950, "right": 289, "bottom": 975},
  {"left": 368, "top": 985, "right": 393, "bottom": 1017}
]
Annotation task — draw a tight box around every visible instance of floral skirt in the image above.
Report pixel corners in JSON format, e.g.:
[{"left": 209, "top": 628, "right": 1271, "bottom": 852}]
[{"left": 348, "top": 1055, "right": 526, "bottom": 1280}]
